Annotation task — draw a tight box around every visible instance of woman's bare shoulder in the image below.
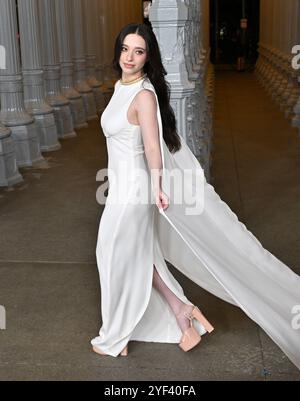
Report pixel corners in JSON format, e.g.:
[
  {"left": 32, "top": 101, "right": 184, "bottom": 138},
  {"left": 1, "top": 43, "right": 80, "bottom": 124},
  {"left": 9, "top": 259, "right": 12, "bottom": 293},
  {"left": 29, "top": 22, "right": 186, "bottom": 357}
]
[{"left": 135, "top": 88, "right": 156, "bottom": 108}]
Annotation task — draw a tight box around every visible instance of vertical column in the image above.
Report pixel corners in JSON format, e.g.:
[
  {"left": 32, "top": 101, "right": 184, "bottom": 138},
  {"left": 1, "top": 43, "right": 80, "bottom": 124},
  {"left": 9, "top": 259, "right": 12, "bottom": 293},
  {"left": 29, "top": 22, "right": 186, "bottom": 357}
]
[
  {"left": 269, "top": 0, "right": 281, "bottom": 96},
  {"left": 107, "top": 0, "right": 118, "bottom": 87},
  {"left": 184, "top": 0, "right": 203, "bottom": 160},
  {"left": 201, "top": 0, "right": 214, "bottom": 177},
  {"left": 149, "top": 0, "right": 213, "bottom": 180},
  {"left": 255, "top": 0, "right": 261, "bottom": 77},
  {"left": 263, "top": 0, "right": 277, "bottom": 93},
  {"left": 260, "top": 0, "right": 265, "bottom": 44},
  {"left": 258, "top": 0, "right": 267, "bottom": 84},
  {"left": 38, "top": 0, "right": 76, "bottom": 139},
  {"left": 266, "top": 0, "right": 274, "bottom": 79},
  {"left": 149, "top": 2, "right": 198, "bottom": 158},
  {"left": 83, "top": 0, "right": 105, "bottom": 112},
  {"left": 94, "top": 0, "right": 104, "bottom": 87},
  {"left": 0, "top": 0, "right": 44, "bottom": 167},
  {"left": 184, "top": 0, "right": 197, "bottom": 80},
  {"left": 265, "top": 0, "right": 275, "bottom": 87},
  {"left": 97, "top": 0, "right": 113, "bottom": 103},
  {"left": 55, "top": 0, "right": 88, "bottom": 129},
  {"left": 18, "top": 0, "right": 61, "bottom": 152},
  {"left": 100, "top": 0, "right": 110, "bottom": 87},
  {"left": 0, "top": 122, "right": 23, "bottom": 186},
  {"left": 280, "top": 0, "right": 295, "bottom": 113},
  {"left": 0, "top": 3, "right": 23, "bottom": 185},
  {"left": 71, "top": 0, "right": 98, "bottom": 121},
  {"left": 292, "top": 0, "right": 300, "bottom": 130},
  {"left": 150, "top": 0, "right": 190, "bottom": 85},
  {"left": 265, "top": 0, "right": 277, "bottom": 86},
  {"left": 276, "top": 1, "right": 289, "bottom": 105}
]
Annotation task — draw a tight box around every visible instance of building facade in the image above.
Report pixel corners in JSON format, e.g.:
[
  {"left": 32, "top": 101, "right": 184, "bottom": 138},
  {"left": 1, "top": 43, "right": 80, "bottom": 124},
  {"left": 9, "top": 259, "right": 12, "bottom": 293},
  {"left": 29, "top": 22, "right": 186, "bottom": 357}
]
[{"left": 1, "top": 0, "right": 299, "bottom": 188}]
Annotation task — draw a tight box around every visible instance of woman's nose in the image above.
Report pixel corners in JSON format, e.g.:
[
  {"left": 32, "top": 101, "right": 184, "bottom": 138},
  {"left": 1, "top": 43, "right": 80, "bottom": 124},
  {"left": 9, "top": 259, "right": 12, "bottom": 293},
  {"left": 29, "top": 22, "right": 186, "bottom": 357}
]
[{"left": 126, "top": 52, "right": 133, "bottom": 61}]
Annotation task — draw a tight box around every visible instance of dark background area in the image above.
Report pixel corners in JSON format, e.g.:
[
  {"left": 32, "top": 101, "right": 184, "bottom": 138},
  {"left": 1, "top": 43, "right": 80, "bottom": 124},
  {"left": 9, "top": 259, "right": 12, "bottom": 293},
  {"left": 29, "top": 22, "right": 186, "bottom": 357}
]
[{"left": 210, "top": 0, "right": 260, "bottom": 68}]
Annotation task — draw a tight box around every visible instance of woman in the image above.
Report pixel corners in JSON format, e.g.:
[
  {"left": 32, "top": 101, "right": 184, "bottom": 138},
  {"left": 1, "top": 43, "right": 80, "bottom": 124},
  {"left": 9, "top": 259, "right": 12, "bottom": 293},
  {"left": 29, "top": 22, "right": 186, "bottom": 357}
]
[{"left": 91, "top": 23, "right": 300, "bottom": 369}]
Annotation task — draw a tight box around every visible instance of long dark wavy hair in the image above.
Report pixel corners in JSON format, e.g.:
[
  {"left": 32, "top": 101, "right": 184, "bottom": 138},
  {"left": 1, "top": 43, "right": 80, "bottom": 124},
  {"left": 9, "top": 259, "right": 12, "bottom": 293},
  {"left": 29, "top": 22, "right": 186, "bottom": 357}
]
[{"left": 112, "top": 23, "right": 182, "bottom": 153}]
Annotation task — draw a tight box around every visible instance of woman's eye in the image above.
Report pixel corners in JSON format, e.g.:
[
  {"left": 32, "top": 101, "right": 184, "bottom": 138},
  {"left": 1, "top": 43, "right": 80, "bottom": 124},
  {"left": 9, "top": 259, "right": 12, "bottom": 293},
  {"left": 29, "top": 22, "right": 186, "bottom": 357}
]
[{"left": 121, "top": 47, "right": 144, "bottom": 55}]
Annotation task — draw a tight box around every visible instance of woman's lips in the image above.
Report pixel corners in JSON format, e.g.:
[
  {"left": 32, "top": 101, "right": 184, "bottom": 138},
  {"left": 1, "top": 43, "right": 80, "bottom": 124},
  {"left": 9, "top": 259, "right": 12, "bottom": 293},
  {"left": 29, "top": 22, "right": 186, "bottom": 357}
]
[{"left": 124, "top": 63, "right": 134, "bottom": 68}]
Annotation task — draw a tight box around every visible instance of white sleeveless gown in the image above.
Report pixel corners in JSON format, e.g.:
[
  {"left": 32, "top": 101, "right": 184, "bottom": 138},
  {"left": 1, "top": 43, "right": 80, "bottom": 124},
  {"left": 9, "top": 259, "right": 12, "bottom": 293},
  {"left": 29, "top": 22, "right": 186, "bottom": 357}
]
[{"left": 91, "top": 76, "right": 300, "bottom": 369}]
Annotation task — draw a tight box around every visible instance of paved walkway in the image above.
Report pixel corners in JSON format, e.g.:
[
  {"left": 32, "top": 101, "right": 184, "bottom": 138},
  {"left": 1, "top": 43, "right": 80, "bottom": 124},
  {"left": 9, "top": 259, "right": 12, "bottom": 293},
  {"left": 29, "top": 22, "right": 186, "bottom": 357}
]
[{"left": 0, "top": 71, "right": 300, "bottom": 380}]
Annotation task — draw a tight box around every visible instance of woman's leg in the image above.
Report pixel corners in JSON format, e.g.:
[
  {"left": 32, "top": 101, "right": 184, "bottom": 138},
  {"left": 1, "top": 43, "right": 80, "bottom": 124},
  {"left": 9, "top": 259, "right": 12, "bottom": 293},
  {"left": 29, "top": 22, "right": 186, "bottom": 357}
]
[{"left": 152, "top": 264, "right": 193, "bottom": 333}]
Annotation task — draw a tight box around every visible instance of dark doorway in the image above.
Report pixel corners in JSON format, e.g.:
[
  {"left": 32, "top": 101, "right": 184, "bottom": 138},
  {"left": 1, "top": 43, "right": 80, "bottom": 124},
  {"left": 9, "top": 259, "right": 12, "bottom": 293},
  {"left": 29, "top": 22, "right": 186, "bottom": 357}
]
[{"left": 210, "top": 0, "right": 260, "bottom": 70}]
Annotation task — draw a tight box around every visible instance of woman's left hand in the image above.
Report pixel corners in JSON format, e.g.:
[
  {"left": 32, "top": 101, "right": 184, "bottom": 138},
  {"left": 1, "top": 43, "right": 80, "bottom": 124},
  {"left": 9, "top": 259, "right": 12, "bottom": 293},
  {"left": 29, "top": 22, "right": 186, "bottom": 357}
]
[{"left": 156, "top": 190, "right": 169, "bottom": 211}]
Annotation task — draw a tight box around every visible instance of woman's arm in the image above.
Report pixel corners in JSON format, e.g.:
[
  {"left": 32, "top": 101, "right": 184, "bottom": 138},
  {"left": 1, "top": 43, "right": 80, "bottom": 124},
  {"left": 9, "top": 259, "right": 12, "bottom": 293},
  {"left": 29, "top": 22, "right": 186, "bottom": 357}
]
[{"left": 135, "top": 89, "right": 169, "bottom": 210}]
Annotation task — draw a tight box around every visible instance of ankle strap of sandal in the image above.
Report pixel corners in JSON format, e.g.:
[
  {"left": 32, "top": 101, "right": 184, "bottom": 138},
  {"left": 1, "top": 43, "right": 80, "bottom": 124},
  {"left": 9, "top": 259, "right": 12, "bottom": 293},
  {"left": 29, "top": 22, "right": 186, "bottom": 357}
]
[{"left": 175, "top": 305, "right": 195, "bottom": 320}]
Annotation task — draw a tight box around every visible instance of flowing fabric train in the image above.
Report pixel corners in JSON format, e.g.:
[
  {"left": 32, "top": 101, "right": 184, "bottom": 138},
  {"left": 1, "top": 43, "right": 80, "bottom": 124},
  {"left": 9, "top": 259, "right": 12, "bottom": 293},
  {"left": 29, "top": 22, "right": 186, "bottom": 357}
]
[{"left": 145, "top": 83, "right": 300, "bottom": 370}]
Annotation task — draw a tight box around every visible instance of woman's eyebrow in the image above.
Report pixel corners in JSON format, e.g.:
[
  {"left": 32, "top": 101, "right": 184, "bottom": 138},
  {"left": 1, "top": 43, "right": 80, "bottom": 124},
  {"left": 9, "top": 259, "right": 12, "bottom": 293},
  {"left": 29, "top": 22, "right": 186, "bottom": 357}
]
[{"left": 122, "top": 44, "right": 146, "bottom": 51}]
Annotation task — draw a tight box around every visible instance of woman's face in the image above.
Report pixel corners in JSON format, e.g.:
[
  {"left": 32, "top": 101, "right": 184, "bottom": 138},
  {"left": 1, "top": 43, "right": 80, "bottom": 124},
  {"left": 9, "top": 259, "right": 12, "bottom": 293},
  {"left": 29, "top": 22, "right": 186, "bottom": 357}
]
[{"left": 119, "top": 33, "right": 147, "bottom": 77}]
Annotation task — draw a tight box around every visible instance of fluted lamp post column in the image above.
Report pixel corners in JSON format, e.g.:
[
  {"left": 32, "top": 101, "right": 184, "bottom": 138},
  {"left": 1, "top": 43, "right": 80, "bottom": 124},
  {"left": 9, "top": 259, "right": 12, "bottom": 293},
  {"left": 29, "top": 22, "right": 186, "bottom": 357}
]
[
  {"left": 94, "top": 0, "right": 104, "bottom": 86},
  {"left": 71, "top": 0, "right": 97, "bottom": 121},
  {"left": 294, "top": 74, "right": 300, "bottom": 135},
  {"left": 17, "top": 0, "right": 61, "bottom": 152},
  {"left": 0, "top": 19, "right": 23, "bottom": 186},
  {"left": 38, "top": 0, "right": 76, "bottom": 139},
  {"left": 83, "top": 0, "right": 105, "bottom": 113},
  {"left": 149, "top": 1, "right": 200, "bottom": 151},
  {"left": 98, "top": 0, "right": 112, "bottom": 104},
  {"left": 95, "top": 0, "right": 107, "bottom": 111},
  {"left": 0, "top": 0, "right": 44, "bottom": 167},
  {"left": 102, "top": 0, "right": 113, "bottom": 89},
  {"left": 280, "top": 0, "right": 296, "bottom": 118},
  {"left": 292, "top": 0, "right": 300, "bottom": 132},
  {"left": 286, "top": 0, "right": 300, "bottom": 119},
  {"left": 0, "top": 122, "right": 23, "bottom": 186},
  {"left": 55, "top": 0, "right": 88, "bottom": 130}
]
